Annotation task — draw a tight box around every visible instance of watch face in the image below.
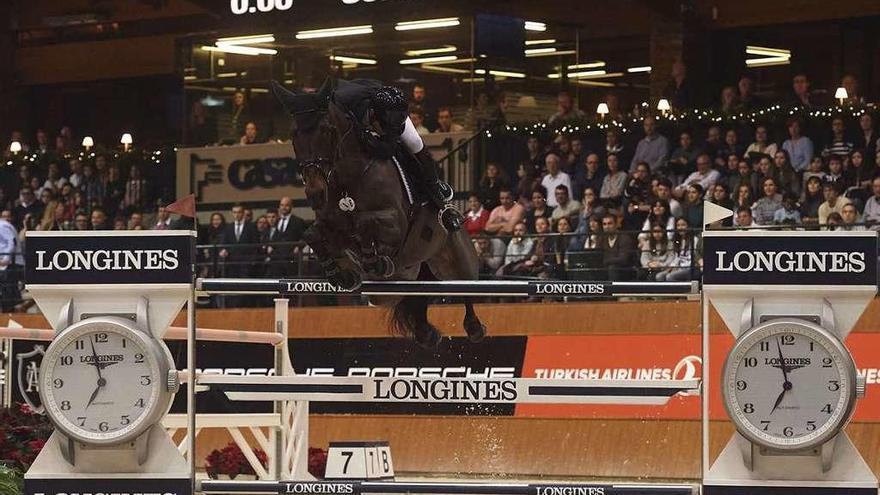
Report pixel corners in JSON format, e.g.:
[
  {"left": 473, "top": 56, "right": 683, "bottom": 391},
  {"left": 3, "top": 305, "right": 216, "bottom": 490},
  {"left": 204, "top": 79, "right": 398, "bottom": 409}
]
[
  {"left": 41, "top": 318, "right": 163, "bottom": 445},
  {"left": 723, "top": 319, "right": 856, "bottom": 450}
]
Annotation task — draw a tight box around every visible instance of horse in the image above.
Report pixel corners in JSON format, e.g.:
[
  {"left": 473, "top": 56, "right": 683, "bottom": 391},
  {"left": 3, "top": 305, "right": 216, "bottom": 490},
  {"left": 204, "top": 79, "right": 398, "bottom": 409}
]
[{"left": 272, "top": 79, "right": 486, "bottom": 349}]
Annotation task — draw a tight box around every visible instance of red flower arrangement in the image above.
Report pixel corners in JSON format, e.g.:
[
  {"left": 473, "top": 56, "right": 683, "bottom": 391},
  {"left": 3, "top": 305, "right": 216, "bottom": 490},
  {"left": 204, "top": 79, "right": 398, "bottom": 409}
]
[
  {"left": 308, "top": 447, "right": 327, "bottom": 478},
  {"left": 0, "top": 403, "right": 53, "bottom": 471},
  {"left": 205, "top": 443, "right": 268, "bottom": 479}
]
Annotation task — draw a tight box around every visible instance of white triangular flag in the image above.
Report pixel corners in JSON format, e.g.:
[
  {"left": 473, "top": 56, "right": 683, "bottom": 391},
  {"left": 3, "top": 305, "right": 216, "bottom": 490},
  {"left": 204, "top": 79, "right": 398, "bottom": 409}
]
[
  {"left": 703, "top": 201, "right": 734, "bottom": 228},
  {"left": 7, "top": 318, "right": 22, "bottom": 329}
]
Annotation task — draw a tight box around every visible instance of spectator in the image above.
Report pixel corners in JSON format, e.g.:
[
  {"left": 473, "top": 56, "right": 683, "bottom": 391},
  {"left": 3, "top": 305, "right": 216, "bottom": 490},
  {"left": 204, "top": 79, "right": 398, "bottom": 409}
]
[
  {"left": 526, "top": 136, "right": 544, "bottom": 170},
  {"left": 524, "top": 186, "right": 553, "bottom": 233},
  {"left": 737, "top": 74, "right": 764, "bottom": 110},
  {"left": 668, "top": 131, "right": 699, "bottom": 184},
  {"left": 189, "top": 100, "right": 218, "bottom": 146},
  {"left": 68, "top": 159, "right": 84, "bottom": 189},
  {"left": 822, "top": 117, "right": 854, "bottom": 158},
  {"left": 573, "top": 153, "right": 604, "bottom": 202},
  {"left": 641, "top": 224, "right": 673, "bottom": 281},
  {"left": 773, "top": 193, "right": 802, "bottom": 226},
  {"left": 825, "top": 155, "right": 845, "bottom": 184},
  {"left": 638, "top": 199, "right": 675, "bottom": 249},
  {"left": 736, "top": 207, "right": 759, "bottom": 228},
  {"left": 599, "top": 214, "right": 635, "bottom": 281},
  {"left": 554, "top": 135, "right": 578, "bottom": 174},
  {"left": 260, "top": 209, "right": 282, "bottom": 269},
  {"left": 103, "top": 165, "right": 124, "bottom": 218},
  {"left": 435, "top": 107, "right": 464, "bottom": 133},
  {"left": 43, "top": 162, "right": 67, "bottom": 192},
  {"left": 719, "top": 129, "right": 743, "bottom": 162},
  {"left": 504, "top": 217, "right": 552, "bottom": 279},
  {"left": 570, "top": 214, "right": 603, "bottom": 251},
  {"left": 478, "top": 162, "right": 508, "bottom": 211},
  {"left": 570, "top": 138, "right": 586, "bottom": 170},
  {"left": 720, "top": 86, "right": 738, "bottom": 114},
  {"left": 818, "top": 180, "right": 852, "bottom": 225},
  {"left": 153, "top": 205, "right": 173, "bottom": 230},
  {"left": 410, "top": 83, "right": 436, "bottom": 131},
  {"left": 782, "top": 117, "right": 814, "bottom": 172},
  {"left": 681, "top": 184, "right": 705, "bottom": 228},
  {"left": 474, "top": 237, "right": 506, "bottom": 275},
  {"left": 800, "top": 176, "right": 825, "bottom": 226},
  {"left": 240, "top": 122, "right": 260, "bottom": 145},
  {"left": 599, "top": 154, "right": 627, "bottom": 206},
  {"left": 541, "top": 153, "right": 572, "bottom": 208},
  {"left": 772, "top": 149, "right": 800, "bottom": 197},
  {"left": 675, "top": 153, "right": 721, "bottom": 198},
  {"left": 841, "top": 74, "right": 863, "bottom": 104},
  {"left": 802, "top": 156, "right": 826, "bottom": 190},
  {"left": 277, "top": 196, "right": 307, "bottom": 243},
  {"left": 552, "top": 216, "right": 573, "bottom": 271},
  {"left": 548, "top": 91, "right": 586, "bottom": 124},
  {"left": 745, "top": 125, "right": 778, "bottom": 159},
  {"left": 789, "top": 73, "right": 814, "bottom": 108},
  {"left": 129, "top": 211, "right": 144, "bottom": 230},
  {"left": 90, "top": 207, "right": 109, "bottom": 230},
  {"left": 113, "top": 217, "right": 127, "bottom": 230},
  {"left": 496, "top": 223, "right": 535, "bottom": 276},
  {"left": 198, "top": 212, "right": 226, "bottom": 276},
  {"left": 513, "top": 162, "right": 539, "bottom": 205},
  {"left": 73, "top": 212, "right": 89, "bottom": 231},
  {"left": 220, "top": 204, "right": 259, "bottom": 305},
  {"left": 710, "top": 183, "right": 736, "bottom": 212},
  {"left": 853, "top": 113, "right": 876, "bottom": 168},
  {"left": 485, "top": 188, "right": 525, "bottom": 236},
  {"left": 604, "top": 128, "right": 626, "bottom": 164},
  {"left": 846, "top": 149, "right": 873, "bottom": 206},
  {"left": 655, "top": 217, "right": 699, "bottom": 281},
  {"left": 579, "top": 187, "right": 606, "bottom": 223},
  {"left": 408, "top": 105, "right": 430, "bottom": 135},
  {"left": 654, "top": 177, "right": 683, "bottom": 218},
  {"left": 464, "top": 193, "right": 490, "bottom": 236},
  {"left": 825, "top": 212, "right": 844, "bottom": 230},
  {"left": 751, "top": 177, "right": 784, "bottom": 225},
  {"left": 862, "top": 177, "right": 880, "bottom": 230},
  {"left": 630, "top": 116, "right": 669, "bottom": 173},
  {"left": 840, "top": 203, "right": 864, "bottom": 231},
  {"left": 13, "top": 187, "right": 43, "bottom": 229},
  {"left": 230, "top": 91, "right": 254, "bottom": 141},
  {"left": 0, "top": 211, "right": 22, "bottom": 312},
  {"left": 703, "top": 126, "right": 723, "bottom": 165},
  {"left": 550, "top": 185, "right": 581, "bottom": 227},
  {"left": 662, "top": 59, "right": 693, "bottom": 109}
]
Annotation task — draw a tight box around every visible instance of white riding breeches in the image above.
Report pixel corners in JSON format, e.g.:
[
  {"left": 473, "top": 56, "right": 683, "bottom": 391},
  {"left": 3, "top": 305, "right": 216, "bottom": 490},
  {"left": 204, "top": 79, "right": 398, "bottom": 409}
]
[{"left": 401, "top": 117, "right": 425, "bottom": 153}]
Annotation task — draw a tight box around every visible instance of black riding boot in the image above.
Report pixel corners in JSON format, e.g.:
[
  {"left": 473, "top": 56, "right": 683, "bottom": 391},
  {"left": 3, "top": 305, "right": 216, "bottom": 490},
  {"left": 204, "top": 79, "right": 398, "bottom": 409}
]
[{"left": 413, "top": 148, "right": 463, "bottom": 232}]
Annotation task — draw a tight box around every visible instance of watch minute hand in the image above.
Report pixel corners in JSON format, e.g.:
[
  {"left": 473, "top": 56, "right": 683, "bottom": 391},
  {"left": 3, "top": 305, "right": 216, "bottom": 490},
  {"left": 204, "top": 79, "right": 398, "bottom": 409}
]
[
  {"left": 89, "top": 339, "right": 103, "bottom": 380},
  {"left": 776, "top": 338, "right": 789, "bottom": 383}
]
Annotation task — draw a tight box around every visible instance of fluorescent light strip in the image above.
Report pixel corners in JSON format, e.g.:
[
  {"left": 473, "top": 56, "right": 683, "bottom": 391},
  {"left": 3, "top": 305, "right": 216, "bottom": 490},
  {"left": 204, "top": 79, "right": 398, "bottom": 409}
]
[
  {"left": 627, "top": 66, "right": 651, "bottom": 73},
  {"left": 296, "top": 25, "right": 373, "bottom": 40},
  {"left": 525, "top": 21, "right": 546, "bottom": 32},
  {"left": 576, "top": 80, "right": 615, "bottom": 88},
  {"left": 418, "top": 64, "right": 470, "bottom": 74},
  {"left": 400, "top": 55, "right": 457, "bottom": 65},
  {"left": 216, "top": 34, "right": 275, "bottom": 45},
  {"left": 216, "top": 72, "right": 241, "bottom": 78},
  {"left": 330, "top": 55, "right": 377, "bottom": 65},
  {"left": 475, "top": 69, "right": 526, "bottom": 79},
  {"left": 746, "top": 56, "right": 790, "bottom": 67},
  {"left": 568, "top": 61, "right": 605, "bottom": 69},
  {"left": 525, "top": 38, "right": 556, "bottom": 46},
  {"left": 526, "top": 49, "right": 576, "bottom": 58},
  {"left": 746, "top": 45, "right": 790, "bottom": 57},
  {"left": 184, "top": 75, "right": 197, "bottom": 81},
  {"left": 201, "top": 45, "right": 277, "bottom": 56},
  {"left": 405, "top": 46, "right": 457, "bottom": 56},
  {"left": 395, "top": 17, "right": 460, "bottom": 31},
  {"left": 251, "top": 88, "right": 269, "bottom": 93},
  {"left": 548, "top": 69, "right": 602, "bottom": 79},
  {"left": 525, "top": 48, "right": 556, "bottom": 55}
]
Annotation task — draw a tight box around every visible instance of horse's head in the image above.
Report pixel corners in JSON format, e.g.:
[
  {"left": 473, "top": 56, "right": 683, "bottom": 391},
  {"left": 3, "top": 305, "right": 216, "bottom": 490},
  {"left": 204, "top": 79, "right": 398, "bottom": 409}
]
[{"left": 272, "top": 78, "right": 336, "bottom": 209}]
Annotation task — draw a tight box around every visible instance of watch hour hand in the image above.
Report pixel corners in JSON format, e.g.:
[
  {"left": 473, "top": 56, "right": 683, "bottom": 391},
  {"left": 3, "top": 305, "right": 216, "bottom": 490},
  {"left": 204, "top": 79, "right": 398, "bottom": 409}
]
[
  {"left": 770, "top": 389, "right": 785, "bottom": 414},
  {"left": 86, "top": 385, "right": 100, "bottom": 409}
]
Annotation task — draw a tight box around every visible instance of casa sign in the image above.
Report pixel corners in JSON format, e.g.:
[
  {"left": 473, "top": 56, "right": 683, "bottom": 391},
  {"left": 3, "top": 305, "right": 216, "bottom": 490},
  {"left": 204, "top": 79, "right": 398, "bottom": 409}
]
[{"left": 230, "top": 0, "right": 395, "bottom": 14}]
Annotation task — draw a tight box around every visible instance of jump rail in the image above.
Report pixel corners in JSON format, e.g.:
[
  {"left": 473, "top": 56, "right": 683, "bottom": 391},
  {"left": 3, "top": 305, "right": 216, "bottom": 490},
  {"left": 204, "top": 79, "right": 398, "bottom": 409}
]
[
  {"left": 196, "top": 278, "right": 698, "bottom": 298},
  {"left": 199, "top": 480, "right": 696, "bottom": 495}
]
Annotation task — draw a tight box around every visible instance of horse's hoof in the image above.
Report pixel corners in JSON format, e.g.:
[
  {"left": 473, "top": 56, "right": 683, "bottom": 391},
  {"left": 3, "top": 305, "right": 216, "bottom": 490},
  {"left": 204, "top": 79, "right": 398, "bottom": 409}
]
[
  {"left": 415, "top": 327, "right": 442, "bottom": 350},
  {"left": 331, "top": 270, "right": 362, "bottom": 291},
  {"left": 464, "top": 320, "right": 487, "bottom": 343}
]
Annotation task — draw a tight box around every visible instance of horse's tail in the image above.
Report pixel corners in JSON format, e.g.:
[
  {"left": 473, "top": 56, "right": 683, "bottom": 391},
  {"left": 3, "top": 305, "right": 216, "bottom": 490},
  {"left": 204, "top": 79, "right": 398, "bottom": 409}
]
[{"left": 389, "top": 295, "right": 427, "bottom": 339}]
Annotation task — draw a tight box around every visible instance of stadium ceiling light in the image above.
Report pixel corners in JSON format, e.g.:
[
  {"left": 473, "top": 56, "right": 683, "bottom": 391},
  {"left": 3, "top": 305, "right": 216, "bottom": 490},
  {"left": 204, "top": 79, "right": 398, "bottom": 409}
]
[
  {"left": 746, "top": 45, "right": 790, "bottom": 57},
  {"left": 419, "top": 64, "right": 470, "bottom": 74},
  {"left": 475, "top": 68, "right": 526, "bottom": 79},
  {"left": 201, "top": 45, "right": 277, "bottom": 56},
  {"left": 576, "top": 80, "right": 615, "bottom": 87},
  {"left": 745, "top": 45, "right": 790, "bottom": 67},
  {"left": 216, "top": 34, "right": 275, "bottom": 46},
  {"left": 405, "top": 46, "right": 457, "bottom": 56},
  {"left": 526, "top": 49, "right": 576, "bottom": 58},
  {"left": 395, "top": 17, "right": 460, "bottom": 31},
  {"left": 525, "top": 38, "right": 556, "bottom": 46},
  {"left": 627, "top": 66, "right": 652, "bottom": 73},
  {"left": 525, "top": 47, "right": 556, "bottom": 56},
  {"left": 216, "top": 72, "right": 240, "bottom": 78},
  {"left": 295, "top": 25, "right": 373, "bottom": 39},
  {"left": 567, "top": 61, "right": 606, "bottom": 69},
  {"left": 745, "top": 56, "right": 790, "bottom": 67},
  {"left": 330, "top": 55, "right": 377, "bottom": 65},
  {"left": 525, "top": 21, "right": 547, "bottom": 32},
  {"left": 400, "top": 55, "right": 458, "bottom": 65}
]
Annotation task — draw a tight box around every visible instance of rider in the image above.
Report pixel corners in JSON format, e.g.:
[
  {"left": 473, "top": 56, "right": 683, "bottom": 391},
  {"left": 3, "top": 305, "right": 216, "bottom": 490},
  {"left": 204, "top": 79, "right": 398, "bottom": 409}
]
[{"left": 332, "top": 79, "right": 464, "bottom": 231}]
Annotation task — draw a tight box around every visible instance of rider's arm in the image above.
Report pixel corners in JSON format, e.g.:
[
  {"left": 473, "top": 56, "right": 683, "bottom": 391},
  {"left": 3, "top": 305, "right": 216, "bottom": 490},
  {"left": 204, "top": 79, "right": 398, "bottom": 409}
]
[{"left": 400, "top": 117, "right": 425, "bottom": 154}]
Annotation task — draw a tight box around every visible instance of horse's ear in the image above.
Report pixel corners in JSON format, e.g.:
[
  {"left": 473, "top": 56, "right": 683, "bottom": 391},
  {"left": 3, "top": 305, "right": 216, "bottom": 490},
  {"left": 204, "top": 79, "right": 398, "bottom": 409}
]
[{"left": 271, "top": 80, "right": 298, "bottom": 113}]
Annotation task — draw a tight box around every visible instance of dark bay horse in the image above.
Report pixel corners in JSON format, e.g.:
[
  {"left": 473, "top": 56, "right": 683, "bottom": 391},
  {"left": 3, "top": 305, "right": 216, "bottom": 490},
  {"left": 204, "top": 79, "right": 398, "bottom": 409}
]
[{"left": 272, "top": 79, "right": 486, "bottom": 348}]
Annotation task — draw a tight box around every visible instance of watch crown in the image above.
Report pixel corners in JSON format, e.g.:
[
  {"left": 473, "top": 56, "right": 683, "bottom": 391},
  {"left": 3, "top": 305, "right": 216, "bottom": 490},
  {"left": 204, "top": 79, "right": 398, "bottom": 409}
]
[
  {"left": 856, "top": 375, "right": 867, "bottom": 399},
  {"left": 167, "top": 370, "right": 180, "bottom": 393}
]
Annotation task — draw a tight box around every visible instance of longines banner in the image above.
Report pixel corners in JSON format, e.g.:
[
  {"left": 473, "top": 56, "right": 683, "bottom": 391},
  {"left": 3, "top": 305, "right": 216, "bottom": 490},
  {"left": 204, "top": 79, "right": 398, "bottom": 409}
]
[
  {"left": 176, "top": 133, "right": 474, "bottom": 209},
  {"left": 702, "top": 232, "right": 878, "bottom": 286}
]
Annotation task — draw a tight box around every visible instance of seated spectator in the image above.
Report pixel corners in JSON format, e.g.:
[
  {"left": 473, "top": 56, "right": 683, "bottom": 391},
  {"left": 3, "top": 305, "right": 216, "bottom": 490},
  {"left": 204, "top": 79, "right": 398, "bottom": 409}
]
[
  {"left": 571, "top": 138, "right": 586, "bottom": 170},
  {"left": 800, "top": 176, "right": 825, "bottom": 226},
  {"left": 484, "top": 188, "right": 525, "bottom": 236},
  {"left": 121, "top": 166, "right": 150, "bottom": 216},
  {"left": 505, "top": 217, "right": 553, "bottom": 279},
  {"left": 681, "top": 184, "right": 705, "bottom": 228},
  {"left": 745, "top": 125, "right": 778, "bottom": 159},
  {"left": 710, "top": 184, "right": 736, "bottom": 214},
  {"left": 638, "top": 199, "right": 675, "bottom": 249},
  {"left": 514, "top": 162, "right": 539, "bottom": 205},
  {"left": 825, "top": 212, "right": 844, "bottom": 230},
  {"left": 435, "top": 107, "right": 464, "bottom": 133},
  {"left": 464, "top": 193, "right": 490, "bottom": 236},
  {"left": 773, "top": 193, "right": 802, "bottom": 226},
  {"left": 655, "top": 217, "right": 700, "bottom": 281},
  {"left": 862, "top": 177, "right": 880, "bottom": 230},
  {"left": 751, "top": 177, "right": 784, "bottom": 225},
  {"left": 477, "top": 162, "right": 508, "bottom": 211},
  {"left": 554, "top": 135, "right": 578, "bottom": 174},
  {"left": 675, "top": 153, "right": 720, "bottom": 198},
  {"left": 68, "top": 159, "right": 84, "bottom": 189},
  {"left": 789, "top": 73, "right": 815, "bottom": 108},
  {"left": 737, "top": 74, "right": 764, "bottom": 110},
  {"left": 630, "top": 116, "right": 669, "bottom": 173},
  {"left": 552, "top": 216, "right": 573, "bottom": 274},
  {"left": 703, "top": 126, "right": 723, "bottom": 165},
  {"left": 473, "top": 237, "right": 506, "bottom": 275},
  {"left": 802, "top": 156, "right": 826, "bottom": 192},
  {"left": 825, "top": 155, "right": 845, "bottom": 185},
  {"left": 129, "top": 211, "right": 144, "bottom": 230},
  {"left": 655, "top": 177, "right": 683, "bottom": 218},
  {"left": 719, "top": 86, "right": 738, "bottom": 114},
  {"left": 718, "top": 129, "right": 743, "bottom": 163},
  {"left": 550, "top": 185, "right": 581, "bottom": 227},
  {"left": 580, "top": 187, "right": 606, "bottom": 222},
  {"left": 497, "top": 223, "right": 535, "bottom": 276},
  {"left": 772, "top": 149, "right": 799, "bottom": 197},
  {"left": 623, "top": 162, "right": 653, "bottom": 228},
  {"left": 113, "top": 217, "right": 127, "bottom": 230},
  {"left": 818, "top": 180, "right": 852, "bottom": 225},
  {"left": 153, "top": 205, "right": 173, "bottom": 230},
  {"left": 599, "top": 214, "right": 635, "bottom": 281},
  {"left": 524, "top": 186, "right": 553, "bottom": 233},
  {"left": 526, "top": 136, "right": 545, "bottom": 171},
  {"left": 604, "top": 128, "right": 626, "bottom": 164},
  {"left": 570, "top": 214, "right": 603, "bottom": 251},
  {"left": 240, "top": 122, "right": 260, "bottom": 145},
  {"left": 599, "top": 154, "right": 627, "bottom": 207},
  {"left": 640, "top": 224, "right": 673, "bottom": 280},
  {"left": 73, "top": 211, "right": 89, "bottom": 231},
  {"left": 845, "top": 149, "right": 873, "bottom": 206},
  {"left": 90, "top": 207, "right": 109, "bottom": 230},
  {"left": 13, "top": 187, "right": 43, "bottom": 229},
  {"left": 573, "top": 153, "right": 604, "bottom": 201},
  {"left": 541, "top": 153, "right": 572, "bottom": 208},
  {"left": 840, "top": 203, "right": 865, "bottom": 231},
  {"left": 782, "top": 117, "right": 814, "bottom": 172},
  {"left": 667, "top": 131, "right": 699, "bottom": 184},
  {"left": 548, "top": 90, "right": 586, "bottom": 124},
  {"left": 43, "top": 162, "right": 67, "bottom": 193},
  {"left": 736, "top": 207, "right": 759, "bottom": 228},
  {"left": 408, "top": 106, "right": 430, "bottom": 135},
  {"left": 822, "top": 117, "right": 854, "bottom": 158}
]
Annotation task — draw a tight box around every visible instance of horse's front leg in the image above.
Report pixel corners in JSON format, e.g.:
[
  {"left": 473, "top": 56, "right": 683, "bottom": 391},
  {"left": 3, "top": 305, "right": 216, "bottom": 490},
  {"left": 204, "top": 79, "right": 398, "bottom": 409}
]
[{"left": 355, "top": 208, "right": 405, "bottom": 279}]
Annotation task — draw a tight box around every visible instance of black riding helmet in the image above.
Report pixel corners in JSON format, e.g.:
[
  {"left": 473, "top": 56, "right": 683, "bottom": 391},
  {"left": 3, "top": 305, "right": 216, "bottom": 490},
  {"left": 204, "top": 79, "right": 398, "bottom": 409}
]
[{"left": 371, "top": 86, "right": 408, "bottom": 136}]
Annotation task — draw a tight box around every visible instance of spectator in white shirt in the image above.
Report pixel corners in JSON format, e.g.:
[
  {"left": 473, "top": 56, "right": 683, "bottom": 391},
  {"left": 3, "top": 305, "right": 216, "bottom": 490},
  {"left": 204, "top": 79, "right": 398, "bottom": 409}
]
[
  {"left": 862, "top": 177, "right": 880, "bottom": 230},
  {"left": 744, "top": 125, "right": 778, "bottom": 159},
  {"left": 675, "top": 153, "right": 720, "bottom": 198},
  {"left": 541, "top": 153, "right": 572, "bottom": 208}
]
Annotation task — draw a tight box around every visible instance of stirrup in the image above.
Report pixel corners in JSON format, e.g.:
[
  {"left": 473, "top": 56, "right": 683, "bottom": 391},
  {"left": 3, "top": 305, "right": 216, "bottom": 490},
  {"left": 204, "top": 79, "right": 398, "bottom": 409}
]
[
  {"left": 438, "top": 204, "right": 464, "bottom": 233},
  {"left": 436, "top": 181, "right": 454, "bottom": 202}
]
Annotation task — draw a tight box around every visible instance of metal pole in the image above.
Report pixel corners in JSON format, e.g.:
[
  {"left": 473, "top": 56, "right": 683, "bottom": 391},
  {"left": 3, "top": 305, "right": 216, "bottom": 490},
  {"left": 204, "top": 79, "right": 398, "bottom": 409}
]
[{"left": 187, "top": 286, "right": 197, "bottom": 488}]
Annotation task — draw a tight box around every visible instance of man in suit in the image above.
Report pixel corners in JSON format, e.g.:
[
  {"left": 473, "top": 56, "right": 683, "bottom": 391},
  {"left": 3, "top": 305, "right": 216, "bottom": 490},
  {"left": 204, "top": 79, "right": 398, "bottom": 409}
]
[
  {"left": 262, "top": 208, "right": 285, "bottom": 278},
  {"left": 272, "top": 196, "right": 308, "bottom": 277},
  {"left": 599, "top": 214, "right": 635, "bottom": 281},
  {"left": 220, "top": 203, "right": 259, "bottom": 306}
]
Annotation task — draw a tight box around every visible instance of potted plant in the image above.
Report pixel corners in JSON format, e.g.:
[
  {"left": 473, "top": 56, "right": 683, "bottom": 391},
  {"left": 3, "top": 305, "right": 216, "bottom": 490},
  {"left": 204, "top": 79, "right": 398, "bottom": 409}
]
[
  {"left": 0, "top": 403, "right": 53, "bottom": 493},
  {"left": 205, "top": 443, "right": 268, "bottom": 480}
]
